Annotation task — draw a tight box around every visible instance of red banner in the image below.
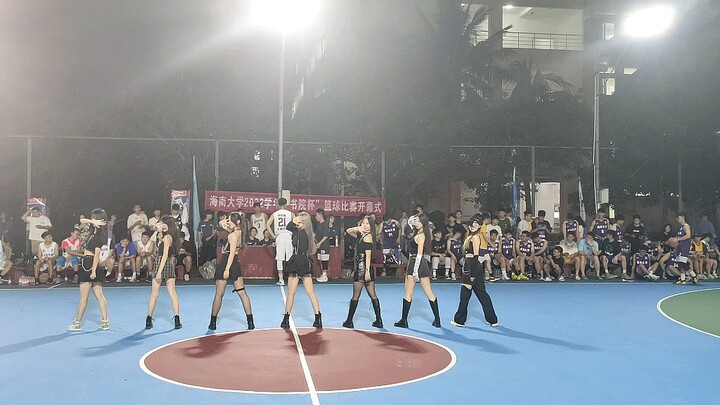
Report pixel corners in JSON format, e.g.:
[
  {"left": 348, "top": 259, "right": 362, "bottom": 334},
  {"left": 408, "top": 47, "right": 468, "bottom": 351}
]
[{"left": 205, "top": 191, "right": 385, "bottom": 216}]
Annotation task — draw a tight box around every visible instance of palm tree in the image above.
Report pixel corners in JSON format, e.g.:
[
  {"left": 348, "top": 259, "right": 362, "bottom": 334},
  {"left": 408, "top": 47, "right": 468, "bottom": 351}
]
[{"left": 506, "top": 57, "right": 574, "bottom": 103}]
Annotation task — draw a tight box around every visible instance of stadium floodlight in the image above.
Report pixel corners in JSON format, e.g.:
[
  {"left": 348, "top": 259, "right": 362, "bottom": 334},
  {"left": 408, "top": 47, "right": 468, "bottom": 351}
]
[
  {"left": 623, "top": 6, "right": 675, "bottom": 38},
  {"left": 250, "top": 0, "right": 321, "bottom": 33}
]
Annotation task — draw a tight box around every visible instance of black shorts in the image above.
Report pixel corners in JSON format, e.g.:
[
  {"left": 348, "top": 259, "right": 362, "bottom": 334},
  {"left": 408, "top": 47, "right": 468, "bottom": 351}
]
[
  {"left": 78, "top": 256, "right": 107, "bottom": 283},
  {"left": 353, "top": 263, "right": 376, "bottom": 283},
  {"left": 215, "top": 254, "right": 242, "bottom": 281},
  {"left": 407, "top": 256, "right": 431, "bottom": 278},
  {"left": 287, "top": 253, "right": 312, "bottom": 277}
]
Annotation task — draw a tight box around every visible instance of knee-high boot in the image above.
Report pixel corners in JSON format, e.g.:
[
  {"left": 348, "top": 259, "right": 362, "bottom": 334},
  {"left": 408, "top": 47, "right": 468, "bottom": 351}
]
[
  {"left": 343, "top": 299, "right": 359, "bottom": 328},
  {"left": 429, "top": 298, "right": 441, "bottom": 328},
  {"left": 394, "top": 299, "right": 411, "bottom": 328},
  {"left": 371, "top": 298, "right": 383, "bottom": 328}
]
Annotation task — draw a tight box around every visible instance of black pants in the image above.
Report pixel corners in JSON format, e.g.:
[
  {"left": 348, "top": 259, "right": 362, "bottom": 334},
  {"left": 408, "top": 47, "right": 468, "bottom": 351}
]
[
  {"left": 454, "top": 260, "right": 498, "bottom": 325},
  {"left": 199, "top": 238, "right": 216, "bottom": 265}
]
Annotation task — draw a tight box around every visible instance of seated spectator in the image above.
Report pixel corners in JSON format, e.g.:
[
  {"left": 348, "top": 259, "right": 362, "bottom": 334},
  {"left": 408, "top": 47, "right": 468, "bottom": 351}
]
[
  {"left": 148, "top": 209, "right": 162, "bottom": 230},
  {"left": 625, "top": 215, "right": 645, "bottom": 253},
  {"left": 445, "top": 230, "right": 462, "bottom": 280},
  {"left": 259, "top": 229, "right": 275, "bottom": 246},
  {"left": 56, "top": 228, "right": 82, "bottom": 283},
  {"left": 135, "top": 231, "right": 155, "bottom": 281},
  {"left": 542, "top": 246, "right": 565, "bottom": 282},
  {"left": 632, "top": 245, "right": 660, "bottom": 281},
  {"left": 577, "top": 232, "right": 601, "bottom": 279},
  {"left": 177, "top": 232, "right": 194, "bottom": 281},
  {"left": 34, "top": 231, "right": 59, "bottom": 284},
  {"left": 512, "top": 231, "right": 532, "bottom": 280},
  {"left": 486, "top": 229, "right": 501, "bottom": 281},
  {"left": 98, "top": 241, "right": 116, "bottom": 280},
  {"left": 705, "top": 237, "right": 719, "bottom": 279},
  {"left": 0, "top": 239, "right": 13, "bottom": 284},
  {"left": 600, "top": 232, "right": 629, "bottom": 280},
  {"left": 531, "top": 231, "right": 549, "bottom": 278},
  {"left": 660, "top": 251, "right": 682, "bottom": 282},
  {"left": 517, "top": 211, "right": 533, "bottom": 239},
  {"left": 690, "top": 234, "right": 708, "bottom": 279},
  {"left": 197, "top": 210, "right": 217, "bottom": 265},
  {"left": 558, "top": 233, "right": 581, "bottom": 279},
  {"left": 114, "top": 236, "right": 138, "bottom": 283},
  {"left": 430, "top": 229, "right": 447, "bottom": 281},
  {"left": 614, "top": 215, "right": 626, "bottom": 242},
  {"left": 246, "top": 227, "right": 261, "bottom": 246},
  {"left": 498, "top": 229, "right": 515, "bottom": 281}
]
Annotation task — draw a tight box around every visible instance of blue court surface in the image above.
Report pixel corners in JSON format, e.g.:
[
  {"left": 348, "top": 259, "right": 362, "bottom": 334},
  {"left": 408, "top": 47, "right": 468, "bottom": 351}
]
[{"left": 1, "top": 281, "right": 718, "bottom": 404}]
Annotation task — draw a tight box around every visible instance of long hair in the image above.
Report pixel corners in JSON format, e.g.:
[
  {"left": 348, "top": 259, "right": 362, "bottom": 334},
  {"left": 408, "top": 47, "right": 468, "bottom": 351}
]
[
  {"left": 160, "top": 215, "right": 183, "bottom": 253},
  {"left": 298, "top": 212, "right": 317, "bottom": 255},
  {"left": 88, "top": 208, "right": 108, "bottom": 243},
  {"left": 229, "top": 212, "right": 246, "bottom": 249},
  {"left": 360, "top": 216, "right": 377, "bottom": 253},
  {"left": 414, "top": 213, "right": 432, "bottom": 254},
  {"left": 463, "top": 222, "right": 482, "bottom": 251}
]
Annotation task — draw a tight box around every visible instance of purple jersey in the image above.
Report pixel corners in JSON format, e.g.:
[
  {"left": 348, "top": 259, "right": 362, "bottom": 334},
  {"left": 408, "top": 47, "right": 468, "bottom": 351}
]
[
  {"left": 519, "top": 241, "right": 532, "bottom": 257},
  {"left": 621, "top": 241, "right": 632, "bottom": 254},
  {"left": 382, "top": 221, "right": 399, "bottom": 249},
  {"left": 501, "top": 238, "right": 515, "bottom": 259},
  {"left": 533, "top": 240, "right": 547, "bottom": 257},
  {"left": 634, "top": 253, "right": 650, "bottom": 267},
  {"left": 487, "top": 240, "right": 499, "bottom": 256},
  {"left": 449, "top": 239, "right": 462, "bottom": 261},
  {"left": 677, "top": 224, "right": 691, "bottom": 256},
  {"left": 564, "top": 221, "right": 577, "bottom": 237},
  {"left": 593, "top": 218, "right": 609, "bottom": 238}
]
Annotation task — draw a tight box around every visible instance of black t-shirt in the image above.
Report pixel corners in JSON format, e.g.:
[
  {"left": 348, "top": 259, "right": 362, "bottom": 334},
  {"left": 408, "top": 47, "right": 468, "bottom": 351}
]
[
  {"left": 327, "top": 223, "right": 338, "bottom": 247},
  {"left": 550, "top": 255, "right": 564, "bottom": 269},
  {"left": 246, "top": 237, "right": 260, "bottom": 246},
  {"left": 431, "top": 238, "right": 446, "bottom": 255},
  {"left": 85, "top": 233, "right": 105, "bottom": 253},
  {"left": 315, "top": 221, "right": 330, "bottom": 251},
  {"left": 198, "top": 220, "right": 216, "bottom": 239},
  {"left": 180, "top": 240, "right": 194, "bottom": 256},
  {"left": 287, "top": 221, "right": 310, "bottom": 254},
  {"left": 625, "top": 224, "right": 645, "bottom": 240},
  {"left": 452, "top": 223, "right": 467, "bottom": 239},
  {"left": 601, "top": 239, "right": 620, "bottom": 257}
]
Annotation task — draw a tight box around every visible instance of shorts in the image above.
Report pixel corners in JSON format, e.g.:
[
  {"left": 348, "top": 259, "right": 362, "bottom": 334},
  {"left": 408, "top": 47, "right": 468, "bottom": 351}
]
[
  {"left": 353, "top": 258, "right": 375, "bottom": 283},
  {"left": 216, "top": 254, "right": 242, "bottom": 281},
  {"left": 407, "top": 255, "right": 431, "bottom": 279},
  {"left": 78, "top": 256, "right": 107, "bottom": 283},
  {"left": 275, "top": 234, "right": 293, "bottom": 261},
  {"left": 317, "top": 250, "right": 330, "bottom": 261},
  {"left": 287, "top": 253, "right": 312, "bottom": 277},
  {"left": 57, "top": 256, "right": 81, "bottom": 268}
]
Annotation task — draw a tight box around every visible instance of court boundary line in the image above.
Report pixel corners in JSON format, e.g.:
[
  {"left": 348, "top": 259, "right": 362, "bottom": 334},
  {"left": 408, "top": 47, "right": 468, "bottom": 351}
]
[
  {"left": 656, "top": 287, "right": 720, "bottom": 340},
  {"left": 280, "top": 285, "right": 321, "bottom": 404}
]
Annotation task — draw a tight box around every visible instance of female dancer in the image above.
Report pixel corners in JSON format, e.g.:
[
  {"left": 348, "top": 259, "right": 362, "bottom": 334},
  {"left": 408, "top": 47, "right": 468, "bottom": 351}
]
[
  {"left": 451, "top": 214, "right": 498, "bottom": 327},
  {"left": 208, "top": 212, "right": 254, "bottom": 330},
  {"left": 394, "top": 213, "right": 441, "bottom": 328},
  {"left": 68, "top": 209, "right": 110, "bottom": 331},
  {"left": 146, "top": 215, "right": 182, "bottom": 330},
  {"left": 280, "top": 212, "right": 322, "bottom": 329},
  {"left": 343, "top": 216, "right": 383, "bottom": 329}
]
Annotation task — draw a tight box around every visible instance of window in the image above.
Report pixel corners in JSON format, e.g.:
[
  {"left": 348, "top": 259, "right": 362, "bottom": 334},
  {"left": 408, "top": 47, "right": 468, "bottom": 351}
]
[
  {"left": 624, "top": 67, "right": 637, "bottom": 75},
  {"left": 603, "top": 77, "right": 615, "bottom": 95},
  {"left": 603, "top": 22, "right": 615, "bottom": 40}
]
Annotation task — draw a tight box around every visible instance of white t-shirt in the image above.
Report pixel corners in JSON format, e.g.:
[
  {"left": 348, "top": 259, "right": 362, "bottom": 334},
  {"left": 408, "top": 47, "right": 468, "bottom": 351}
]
[
  {"left": 559, "top": 240, "right": 579, "bottom": 256},
  {"left": 273, "top": 209, "right": 292, "bottom": 236},
  {"left": 127, "top": 213, "right": 149, "bottom": 242},
  {"left": 136, "top": 239, "right": 155, "bottom": 255},
  {"left": 39, "top": 241, "right": 58, "bottom": 258},
  {"left": 27, "top": 215, "right": 52, "bottom": 241},
  {"left": 148, "top": 217, "right": 160, "bottom": 229},
  {"left": 251, "top": 213, "right": 268, "bottom": 235},
  {"left": 487, "top": 224, "right": 502, "bottom": 239}
]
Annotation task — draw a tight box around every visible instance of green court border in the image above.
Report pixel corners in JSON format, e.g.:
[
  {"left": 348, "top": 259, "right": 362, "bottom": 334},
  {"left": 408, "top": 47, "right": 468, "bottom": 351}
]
[{"left": 656, "top": 288, "right": 720, "bottom": 339}]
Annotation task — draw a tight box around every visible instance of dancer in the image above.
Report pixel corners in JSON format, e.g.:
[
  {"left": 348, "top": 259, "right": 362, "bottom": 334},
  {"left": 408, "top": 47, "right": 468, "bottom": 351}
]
[
  {"left": 280, "top": 212, "right": 322, "bottom": 329},
  {"left": 343, "top": 216, "right": 383, "bottom": 329},
  {"left": 68, "top": 209, "right": 110, "bottom": 331},
  {"left": 394, "top": 213, "right": 441, "bottom": 328},
  {"left": 451, "top": 214, "right": 498, "bottom": 328},
  {"left": 208, "top": 212, "right": 254, "bottom": 331},
  {"left": 146, "top": 215, "right": 182, "bottom": 330},
  {"left": 267, "top": 198, "right": 294, "bottom": 286}
]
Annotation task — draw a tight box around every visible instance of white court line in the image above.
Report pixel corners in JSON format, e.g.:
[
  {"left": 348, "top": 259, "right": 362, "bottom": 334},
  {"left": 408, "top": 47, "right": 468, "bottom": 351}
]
[
  {"left": 656, "top": 287, "right": 720, "bottom": 340},
  {"left": 279, "top": 285, "right": 321, "bottom": 405}
]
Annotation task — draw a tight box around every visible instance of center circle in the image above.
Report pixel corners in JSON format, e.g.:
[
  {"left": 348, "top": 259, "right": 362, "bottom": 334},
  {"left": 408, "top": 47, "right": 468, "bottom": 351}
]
[{"left": 140, "top": 328, "right": 456, "bottom": 394}]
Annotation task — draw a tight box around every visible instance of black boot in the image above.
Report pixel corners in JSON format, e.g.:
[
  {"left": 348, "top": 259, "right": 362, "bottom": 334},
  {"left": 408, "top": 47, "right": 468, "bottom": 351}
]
[
  {"left": 371, "top": 298, "right": 383, "bottom": 328},
  {"left": 145, "top": 315, "right": 153, "bottom": 330},
  {"left": 280, "top": 313, "right": 290, "bottom": 329},
  {"left": 313, "top": 312, "right": 323, "bottom": 329},
  {"left": 246, "top": 314, "right": 255, "bottom": 330},
  {"left": 342, "top": 300, "right": 359, "bottom": 328},
  {"left": 174, "top": 315, "right": 182, "bottom": 330},
  {"left": 208, "top": 315, "right": 217, "bottom": 330},
  {"left": 394, "top": 299, "right": 411, "bottom": 328},
  {"left": 429, "top": 298, "right": 441, "bottom": 328}
]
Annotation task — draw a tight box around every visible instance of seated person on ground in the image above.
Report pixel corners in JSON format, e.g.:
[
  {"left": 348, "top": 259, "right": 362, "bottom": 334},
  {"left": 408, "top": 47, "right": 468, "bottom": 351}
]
[
  {"left": 34, "top": 231, "right": 59, "bottom": 284},
  {"left": 542, "top": 246, "right": 565, "bottom": 282},
  {"left": 633, "top": 245, "right": 659, "bottom": 281},
  {"left": 430, "top": 229, "right": 447, "bottom": 281}
]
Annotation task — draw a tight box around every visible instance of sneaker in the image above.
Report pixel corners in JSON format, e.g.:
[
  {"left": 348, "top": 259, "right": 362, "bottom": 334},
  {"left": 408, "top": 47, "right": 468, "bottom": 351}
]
[
  {"left": 689, "top": 270, "right": 697, "bottom": 278},
  {"left": 620, "top": 278, "right": 633, "bottom": 282},
  {"left": 115, "top": 278, "right": 122, "bottom": 283},
  {"left": 699, "top": 274, "right": 708, "bottom": 280},
  {"left": 68, "top": 319, "right": 81, "bottom": 331},
  {"left": 450, "top": 320, "right": 464, "bottom": 328},
  {"left": 517, "top": 274, "right": 529, "bottom": 281},
  {"left": 606, "top": 273, "right": 618, "bottom": 280},
  {"left": 431, "top": 276, "right": 438, "bottom": 281},
  {"left": 575, "top": 275, "right": 581, "bottom": 281},
  {"left": 542, "top": 276, "right": 552, "bottom": 282},
  {"left": 72, "top": 275, "right": 79, "bottom": 284},
  {"left": 451, "top": 273, "right": 457, "bottom": 281},
  {"left": 485, "top": 321, "right": 499, "bottom": 327},
  {"left": 559, "top": 276, "right": 565, "bottom": 282},
  {"left": 489, "top": 276, "right": 501, "bottom": 282},
  {"left": 317, "top": 274, "right": 328, "bottom": 283},
  {"left": 511, "top": 273, "right": 518, "bottom": 281},
  {"left": 183, "top": 273, "right": 190, "bottom": 281},
  {"left": 276, "top": 280, "right": 285, "bottom": 286},
  {"left": 501, "top": 274, "right": 510, "bottom": 281},
  {"left": 674, "top": 279, "right": 687, "bottom": 285},
  {"left": 649, "top": 274, "right": 660, "bottom": 281},
  {"left": 0, "top": 278, "right": 11, "bottom": 285},
  {"left": 99, "top": 320, "right": 109, "bottom": 331},
  {"left": 129, "top": 275, "right": 137, "bottom": 283}
]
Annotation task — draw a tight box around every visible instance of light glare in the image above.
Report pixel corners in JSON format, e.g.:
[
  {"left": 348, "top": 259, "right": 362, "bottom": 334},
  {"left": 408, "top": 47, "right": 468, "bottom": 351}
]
[
  {"left": 250, "top": 0, "right": 321, "bottom": 33},
  {"left": 623, "top": 6, "right": 674, "bottom": 38}
]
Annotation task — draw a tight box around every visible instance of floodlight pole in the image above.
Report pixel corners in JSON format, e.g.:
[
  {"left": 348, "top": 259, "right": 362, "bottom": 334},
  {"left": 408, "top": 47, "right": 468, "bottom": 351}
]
[
  {"left": 277, "top": 32, "right": 286, "bottom": 199},
  {"left": 593, "top": 71, "right": 600, "bottom": 211}
]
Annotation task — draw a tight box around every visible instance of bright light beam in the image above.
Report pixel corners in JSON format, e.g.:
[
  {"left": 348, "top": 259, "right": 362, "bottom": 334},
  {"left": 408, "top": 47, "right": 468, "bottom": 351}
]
[
  {"left": 623, "top": 5, "right": 675, "bottom": 38},
  {"left": 250, "top": 0, "right": 321, "bottom": 33}
]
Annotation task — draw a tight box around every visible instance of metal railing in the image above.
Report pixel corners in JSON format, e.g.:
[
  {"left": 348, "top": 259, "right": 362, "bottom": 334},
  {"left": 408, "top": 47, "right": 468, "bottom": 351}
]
[{"left": 503, "top": 31, "right": 583, "bottom": 51}]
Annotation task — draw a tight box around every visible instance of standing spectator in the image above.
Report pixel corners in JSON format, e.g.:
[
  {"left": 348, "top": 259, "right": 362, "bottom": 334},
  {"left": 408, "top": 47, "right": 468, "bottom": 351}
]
[
  {"left": 170, "top": 204, "right": 190, "bottom": 242},
  {"left": 532, "top": 210, "right": 552, "bottom": 239},
  {"left": 453, "top": 210, "right": 468, "bottom": 239},
  {"left": 0, "top": 239, "right": 12, "bottom": 284},
  {"left": 614, "top": 215, "right": 626, "bottom": 242},
  {"left": 625, "top": 215, "right": 645, "bottom": 253},
  {"left": 21, "top": 206, "right": 52, "bottom": 256},
  {"left": 266, "top": 198, "right": 294, "bottom": 286},
  {"left": 517, "top": 211, "right": 533, "bottom": 239},
  {"left": 127, "top": 205, "right": 149, "bottom": 245},
  {"left": 578, "top": 232, "right": 601, "bottom": 279},
  {"left": 314, "top": 209, "right": 330, "bottom": 282},
  {"left": 109, "top": 214, "right": 128, "bottom": 246},
  {"left": 148, "top": 210, "right": 162, "bottom": 230},
  {"left": 250, "top": 202, "right": 268, "bottom": 238},
  {"left": 56, "top": 228, "right": 82, "bottom": 283},
  {"left": 197, "top": 210, "right": 217, "bottom": 265},
  {"left": 563, "top": 213, "right": 580, "bottom": 241},
  {"left": 675, "top": 212, "right": 695, "bottom": 285},
  {"left": 559, "top": 233, "right": 580, "bottom": 279},
  {"left": 114, "top": 236, "right": 138, "bottom": 283},
  {"left": 497, "top": 208, "right": 513, "bottom": 236},
  {"left": 34, "top": 232, "right": 58, "bottom": 284},
  {"left": 135, "top": 231, "right": 155, "bottom": 281},
  {"left": 589, "top": 208, "right": 610, "bottom": 241},
  {"left": 444, "top": 214, "right": 457, "bottom": 239},
  {"left": 327, "top": 215, "right": 339, "bottom": 247},
  {"left": 696, "top": 214, "right": 716, "bottom": 239},
  {"left": 0, "top": 212, "right": 10, "bottom": 243}
]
